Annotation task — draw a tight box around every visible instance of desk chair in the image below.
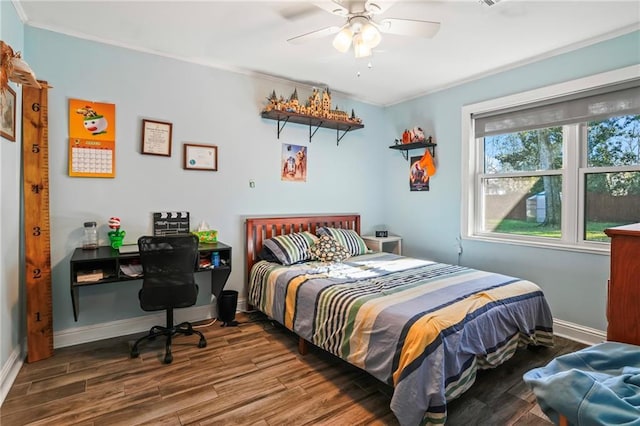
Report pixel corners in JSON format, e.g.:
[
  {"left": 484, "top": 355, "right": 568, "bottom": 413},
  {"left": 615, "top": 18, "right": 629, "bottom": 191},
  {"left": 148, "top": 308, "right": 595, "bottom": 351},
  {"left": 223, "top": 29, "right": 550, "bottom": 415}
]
[{"left": 130, "top": 234, "right": 206, "bottom": 364}]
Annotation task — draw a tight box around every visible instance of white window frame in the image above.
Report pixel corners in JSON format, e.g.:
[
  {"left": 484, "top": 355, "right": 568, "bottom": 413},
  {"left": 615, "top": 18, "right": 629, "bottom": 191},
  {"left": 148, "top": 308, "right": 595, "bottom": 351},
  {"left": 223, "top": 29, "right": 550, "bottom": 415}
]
[{"left": 461, "top": 64, "right": 640, "bottom": 254}]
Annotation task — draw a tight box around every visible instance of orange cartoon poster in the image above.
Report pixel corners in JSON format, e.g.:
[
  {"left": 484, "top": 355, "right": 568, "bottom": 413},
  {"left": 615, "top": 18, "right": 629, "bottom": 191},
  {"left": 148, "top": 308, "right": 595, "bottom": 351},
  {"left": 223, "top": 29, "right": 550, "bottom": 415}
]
[{"left": 69, "top": 99, "right": 116, "bottom": 141}]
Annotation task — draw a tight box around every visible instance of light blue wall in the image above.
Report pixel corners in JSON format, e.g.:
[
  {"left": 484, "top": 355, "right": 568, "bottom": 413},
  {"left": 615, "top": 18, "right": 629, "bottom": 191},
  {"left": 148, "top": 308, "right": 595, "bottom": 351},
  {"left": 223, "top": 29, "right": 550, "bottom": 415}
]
[
  {"left": 23, "top": 27, "right": 393, "bottom": 332},
  {"left": 0, "top": 0, "right": 24, "bottom": 385},
  {"left": 384, "top": 31, "right": 640, "bottom": 332},
  {"left": 2, "top": 13, "right": 637, "bottom": 380}
]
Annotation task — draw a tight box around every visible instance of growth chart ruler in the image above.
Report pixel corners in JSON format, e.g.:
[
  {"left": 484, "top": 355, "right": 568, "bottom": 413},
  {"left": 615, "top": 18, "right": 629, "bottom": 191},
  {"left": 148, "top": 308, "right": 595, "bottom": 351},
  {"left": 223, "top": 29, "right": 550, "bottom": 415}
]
[{"left": 22, "top": 81, "right": 54, "bottom": 362}]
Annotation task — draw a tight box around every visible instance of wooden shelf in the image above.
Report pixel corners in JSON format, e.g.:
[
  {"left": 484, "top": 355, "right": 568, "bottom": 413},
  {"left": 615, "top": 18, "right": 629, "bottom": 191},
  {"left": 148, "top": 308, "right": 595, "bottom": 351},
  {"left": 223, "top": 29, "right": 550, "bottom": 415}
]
[
  {"left": 389, "top": 140, "right": 437, "bottom": 160},
  {"left": 261, "top": 110, "right": 364, "bottom": 145}
]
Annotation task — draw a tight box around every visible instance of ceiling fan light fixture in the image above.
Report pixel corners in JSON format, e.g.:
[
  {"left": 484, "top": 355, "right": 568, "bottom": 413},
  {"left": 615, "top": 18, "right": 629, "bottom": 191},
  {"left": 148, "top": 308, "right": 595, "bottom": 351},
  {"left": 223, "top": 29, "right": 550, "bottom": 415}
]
[
  {"left": 289, "top": 3, "right": 443, "bottom": 59},
  {"left": 353, "top": 34, "right": 372, "bottom": 58},
  {"left": 333, "top": 27, "right": 353, "bottom": 53},
  {"left": 360, "top": 22, "right": 381, "bottom": 48}
]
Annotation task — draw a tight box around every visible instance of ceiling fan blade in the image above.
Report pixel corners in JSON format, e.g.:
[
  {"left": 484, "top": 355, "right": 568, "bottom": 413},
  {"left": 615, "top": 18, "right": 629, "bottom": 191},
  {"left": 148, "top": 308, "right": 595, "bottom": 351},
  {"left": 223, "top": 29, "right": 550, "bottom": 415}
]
[
  {"left": 277, "top": 3, "right": 325, "bottom": 21},
  {"left": 377, "top": 18, "right": 441, "bottom": 38},
  {"left": 313, "top": 1, "right": 350, "bottom": 16},
  {"left": 365, "top": 0, "right": 396, "bottom": 15},
  {"left": 287, "top": 26, "right": 342, "bottom": 44}
]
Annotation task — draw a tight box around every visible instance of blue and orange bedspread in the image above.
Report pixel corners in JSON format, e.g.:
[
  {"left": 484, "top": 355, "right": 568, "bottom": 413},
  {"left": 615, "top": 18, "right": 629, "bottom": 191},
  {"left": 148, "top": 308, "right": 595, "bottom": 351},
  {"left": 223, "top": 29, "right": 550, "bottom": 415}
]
[{"left": 249, "top": 252, "right": 554, "bottom": 425}]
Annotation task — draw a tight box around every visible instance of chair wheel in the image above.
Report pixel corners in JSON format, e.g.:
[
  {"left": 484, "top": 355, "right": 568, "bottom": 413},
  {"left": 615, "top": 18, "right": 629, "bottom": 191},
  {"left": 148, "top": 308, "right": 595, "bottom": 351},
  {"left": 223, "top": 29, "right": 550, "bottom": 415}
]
[
  {"left": 198, "top": 338, "right": 207, "bottom": 348},
  {"left": 164, "top": 353, "right": 173, "bottom": 364},
  {"left": 131, "top": 348, "right": 139, "bottom": 358}
]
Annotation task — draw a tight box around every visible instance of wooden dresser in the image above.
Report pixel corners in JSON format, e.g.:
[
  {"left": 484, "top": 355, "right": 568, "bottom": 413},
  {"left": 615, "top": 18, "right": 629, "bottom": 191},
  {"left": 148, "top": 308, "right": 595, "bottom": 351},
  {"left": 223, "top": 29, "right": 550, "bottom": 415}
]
[{"left": 604, "top": 223, "right": 640, "bottom": 345}]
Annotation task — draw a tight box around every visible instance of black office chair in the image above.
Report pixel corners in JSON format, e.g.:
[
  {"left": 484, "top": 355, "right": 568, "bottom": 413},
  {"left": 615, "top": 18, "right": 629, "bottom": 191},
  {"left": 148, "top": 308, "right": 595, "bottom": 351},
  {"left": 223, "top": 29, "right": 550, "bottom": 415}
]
[{"left": 130, "top": 234, "right": 206, "bottom": 364}]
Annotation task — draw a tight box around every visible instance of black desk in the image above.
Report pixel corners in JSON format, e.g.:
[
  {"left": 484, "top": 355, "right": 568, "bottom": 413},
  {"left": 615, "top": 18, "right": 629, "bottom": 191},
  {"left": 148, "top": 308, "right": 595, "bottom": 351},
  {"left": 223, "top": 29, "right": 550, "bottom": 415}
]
[{"left": 69, "top": 242, "right": 232, "bottom": 321}]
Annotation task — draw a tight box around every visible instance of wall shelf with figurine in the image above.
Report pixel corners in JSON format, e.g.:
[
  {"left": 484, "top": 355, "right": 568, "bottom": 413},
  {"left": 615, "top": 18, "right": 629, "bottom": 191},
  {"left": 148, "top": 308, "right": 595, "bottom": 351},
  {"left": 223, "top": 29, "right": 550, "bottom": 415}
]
[
  {"left": 389, "top": 139, "right": 437, "bottom": 161},
  {"left": 261, "top": 88, "right": 364, "bottom": 145}
]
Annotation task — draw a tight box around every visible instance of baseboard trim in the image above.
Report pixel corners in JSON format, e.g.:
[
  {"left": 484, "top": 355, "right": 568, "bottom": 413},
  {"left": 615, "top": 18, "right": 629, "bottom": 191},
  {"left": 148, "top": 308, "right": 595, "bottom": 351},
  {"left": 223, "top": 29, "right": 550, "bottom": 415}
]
[
  {"left": 553, "top": 319, "right": 606, "bottom": 346},
  {"left": 54, "top": 297, "right": 247, "bottom": 348},
  {"left": 0, "top": 345, "right": 24, "bottom": 407},
  {"left": 55, "top": 304, "right": 214, "bottom": 348}
]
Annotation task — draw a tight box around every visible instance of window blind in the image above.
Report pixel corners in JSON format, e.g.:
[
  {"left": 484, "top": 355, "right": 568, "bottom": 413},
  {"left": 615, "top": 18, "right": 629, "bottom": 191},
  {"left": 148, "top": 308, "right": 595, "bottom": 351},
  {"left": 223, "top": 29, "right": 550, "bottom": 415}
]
[{"left": 474, "top": 80, "right": 640, "bottom": 138}]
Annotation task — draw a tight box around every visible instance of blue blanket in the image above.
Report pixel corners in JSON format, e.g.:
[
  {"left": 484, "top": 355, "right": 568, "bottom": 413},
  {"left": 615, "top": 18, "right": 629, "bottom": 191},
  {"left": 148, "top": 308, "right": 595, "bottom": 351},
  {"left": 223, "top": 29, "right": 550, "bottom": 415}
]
[{"left": 523, "top": 342, "right": 640, "bottom": 425}]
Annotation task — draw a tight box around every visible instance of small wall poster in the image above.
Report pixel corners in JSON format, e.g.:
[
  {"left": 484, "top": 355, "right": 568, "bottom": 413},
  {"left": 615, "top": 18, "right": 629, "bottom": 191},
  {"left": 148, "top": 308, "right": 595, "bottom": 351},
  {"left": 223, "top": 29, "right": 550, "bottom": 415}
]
[
  {"left": 281, "top": 143, "right": 307, "bottom": 182},
  {"left": 69, "top": 99, "right": 116, "bottom": 141},
  {"left": 410, "top": 155, "right": 430, "bottom": 191}
]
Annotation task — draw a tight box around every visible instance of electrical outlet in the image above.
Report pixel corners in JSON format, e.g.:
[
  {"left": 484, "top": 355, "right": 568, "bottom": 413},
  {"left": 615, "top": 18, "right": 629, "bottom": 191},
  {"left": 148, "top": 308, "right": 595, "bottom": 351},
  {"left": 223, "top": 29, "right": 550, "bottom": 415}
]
[{"left": 249, "top": 180, "right": 255, "bottom": 188}]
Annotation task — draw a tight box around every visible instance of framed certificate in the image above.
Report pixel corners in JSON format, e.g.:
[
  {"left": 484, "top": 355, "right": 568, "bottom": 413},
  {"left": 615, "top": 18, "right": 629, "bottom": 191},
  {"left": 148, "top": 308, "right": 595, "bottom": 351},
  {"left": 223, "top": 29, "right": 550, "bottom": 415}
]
[
  {"left": 141, "top": 119, "right": 172, "bottom": 156},
  {"left": 183, "top": 143, "right": 218, "bottom": 171}
]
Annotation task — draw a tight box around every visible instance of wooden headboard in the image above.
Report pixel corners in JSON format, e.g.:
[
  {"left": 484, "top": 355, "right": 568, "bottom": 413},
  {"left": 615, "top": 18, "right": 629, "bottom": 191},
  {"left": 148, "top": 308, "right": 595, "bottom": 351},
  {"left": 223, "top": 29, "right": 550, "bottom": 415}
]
[{"left": 245, "top": 214, "right": 361, "bottom": 279}]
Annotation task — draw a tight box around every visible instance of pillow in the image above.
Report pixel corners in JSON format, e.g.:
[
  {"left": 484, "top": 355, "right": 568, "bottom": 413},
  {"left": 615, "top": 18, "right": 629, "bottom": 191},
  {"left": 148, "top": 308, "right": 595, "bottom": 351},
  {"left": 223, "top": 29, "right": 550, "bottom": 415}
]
[
  {"left": 316, "top": 226, "right": 369, "bottom": 256},
  {"left": 308, "top": 235, "right": 351, "bottom": 263},
  {"left": 261, "top": 231, "right": 318, "bottom": 265},
  {"left": 257, "top": 246, "right": 280, "bottom": 263}
]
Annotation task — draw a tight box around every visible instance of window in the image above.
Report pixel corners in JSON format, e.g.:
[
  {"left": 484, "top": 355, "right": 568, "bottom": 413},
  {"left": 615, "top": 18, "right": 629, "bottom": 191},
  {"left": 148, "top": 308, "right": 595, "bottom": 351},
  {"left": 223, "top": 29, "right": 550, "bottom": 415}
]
[
  {"left": 584, "top": 115, "right": 640, "bottom": 241},
  {"left": 462, "top": 66, "right": 640, "bottom": 252}
]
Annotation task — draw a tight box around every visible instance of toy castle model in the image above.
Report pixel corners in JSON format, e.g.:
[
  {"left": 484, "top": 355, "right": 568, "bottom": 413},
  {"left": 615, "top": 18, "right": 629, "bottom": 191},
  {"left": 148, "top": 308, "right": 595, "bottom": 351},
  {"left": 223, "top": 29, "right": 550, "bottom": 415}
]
[{"left": 263, "top": 88, "right": 362, "bottom": 125}]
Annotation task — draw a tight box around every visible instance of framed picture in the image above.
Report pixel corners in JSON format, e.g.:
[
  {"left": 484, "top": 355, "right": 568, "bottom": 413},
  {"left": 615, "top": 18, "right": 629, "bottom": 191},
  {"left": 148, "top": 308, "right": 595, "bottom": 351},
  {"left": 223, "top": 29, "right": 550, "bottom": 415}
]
[
  {"left": 1, "top": 86, "right": 16, "bottom": 142},
  {"left": 183, "top": 143, "right": 218, "bottom": 171},
  {"left": 141, "top": 119, "right": 172, "bottom": 156},
  {"left": 410, "top": 155, "right": 430, "bottom": 191}
]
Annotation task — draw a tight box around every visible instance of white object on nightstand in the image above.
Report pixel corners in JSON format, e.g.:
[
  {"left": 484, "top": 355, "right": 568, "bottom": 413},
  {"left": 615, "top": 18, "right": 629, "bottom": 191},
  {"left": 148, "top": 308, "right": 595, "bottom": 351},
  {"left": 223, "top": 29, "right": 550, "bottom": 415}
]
[{"left": 361, "top": 235, "right": 402, "bottom": 255}]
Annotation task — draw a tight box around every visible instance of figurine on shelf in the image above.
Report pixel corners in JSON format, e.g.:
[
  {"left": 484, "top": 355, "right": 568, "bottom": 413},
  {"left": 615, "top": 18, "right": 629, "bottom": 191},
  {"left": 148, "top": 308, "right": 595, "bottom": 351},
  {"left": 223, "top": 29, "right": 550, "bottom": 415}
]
[
  {"left": 107, "top": 216, "right": 126, "bottom": 249},
  {"left": 262, "top": 87, "right": 362, "bottom": 125},
  {"left": 402, "top": 129, "right": 411, "bottom": 144},
  {"left": 410, "top": 126, "right": 426, "bottom": 142}
]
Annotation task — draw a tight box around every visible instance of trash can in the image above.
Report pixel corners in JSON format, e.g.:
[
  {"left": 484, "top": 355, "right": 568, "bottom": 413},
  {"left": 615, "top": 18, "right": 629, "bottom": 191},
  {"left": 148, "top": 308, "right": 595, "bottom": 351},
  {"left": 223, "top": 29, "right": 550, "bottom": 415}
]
[{"left": 218, "top": 290, "right": 238, "bottom": 326}]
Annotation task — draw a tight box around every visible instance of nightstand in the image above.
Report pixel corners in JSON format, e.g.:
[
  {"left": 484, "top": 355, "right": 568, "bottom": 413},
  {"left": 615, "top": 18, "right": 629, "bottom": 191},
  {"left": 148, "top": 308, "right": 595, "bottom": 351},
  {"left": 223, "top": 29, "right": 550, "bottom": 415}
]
[{"left": 361, "top": 235, "right": 402, "bottom": 255}]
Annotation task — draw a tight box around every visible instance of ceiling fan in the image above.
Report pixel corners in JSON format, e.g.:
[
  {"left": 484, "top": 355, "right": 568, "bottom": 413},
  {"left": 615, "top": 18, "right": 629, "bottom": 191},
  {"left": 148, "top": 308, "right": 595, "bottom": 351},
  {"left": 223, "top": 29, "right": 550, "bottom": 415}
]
[{"left": 286, "top": 0, "right": 441, "bottom": 58}]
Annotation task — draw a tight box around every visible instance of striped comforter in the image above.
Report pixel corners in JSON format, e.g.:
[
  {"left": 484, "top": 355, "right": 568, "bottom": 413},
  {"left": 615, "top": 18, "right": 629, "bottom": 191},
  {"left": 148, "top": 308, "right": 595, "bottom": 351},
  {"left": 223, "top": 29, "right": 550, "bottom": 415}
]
[{"left": 248, "top": 252, "right": 554, "bottom": 425}]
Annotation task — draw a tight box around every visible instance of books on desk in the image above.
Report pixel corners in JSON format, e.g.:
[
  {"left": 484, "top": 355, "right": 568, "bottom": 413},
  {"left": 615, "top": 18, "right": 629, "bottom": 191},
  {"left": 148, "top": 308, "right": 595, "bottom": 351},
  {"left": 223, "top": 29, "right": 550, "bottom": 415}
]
[
  {"left": 76, "top": 269, "right": 104, "bottom": 284},
  {"left": 118, "top": 244, "right": 139, "bottom": 254}
]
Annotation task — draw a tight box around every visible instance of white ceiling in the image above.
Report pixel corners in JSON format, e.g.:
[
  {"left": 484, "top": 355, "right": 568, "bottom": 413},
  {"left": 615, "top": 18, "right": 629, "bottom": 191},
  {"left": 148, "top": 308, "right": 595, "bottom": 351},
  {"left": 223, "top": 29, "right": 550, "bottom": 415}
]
[{"left": 15, "top": 0, "right": 640, "bottom": 106}]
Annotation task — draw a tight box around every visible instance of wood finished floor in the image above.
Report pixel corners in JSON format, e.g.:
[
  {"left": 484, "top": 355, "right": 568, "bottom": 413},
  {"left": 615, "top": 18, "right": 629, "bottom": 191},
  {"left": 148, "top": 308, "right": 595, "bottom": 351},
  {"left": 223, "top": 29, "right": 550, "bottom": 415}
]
[{"left": 1, "top": 312, "right": 585, "bottom": 425}]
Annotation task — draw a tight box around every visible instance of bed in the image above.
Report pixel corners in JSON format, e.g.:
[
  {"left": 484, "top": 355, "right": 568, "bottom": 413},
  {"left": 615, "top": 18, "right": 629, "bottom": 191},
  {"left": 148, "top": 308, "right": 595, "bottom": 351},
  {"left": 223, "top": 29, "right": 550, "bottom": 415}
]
[{"left": 245, "top": 214, "right": 554, "bottom": 425}]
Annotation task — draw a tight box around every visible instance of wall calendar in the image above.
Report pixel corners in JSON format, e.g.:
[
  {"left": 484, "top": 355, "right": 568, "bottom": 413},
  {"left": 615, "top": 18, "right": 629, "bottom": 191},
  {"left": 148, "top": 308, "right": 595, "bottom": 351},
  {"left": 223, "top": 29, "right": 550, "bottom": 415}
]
[{"left": 68, "top": 138, "right": 115, "bottom": 178}]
